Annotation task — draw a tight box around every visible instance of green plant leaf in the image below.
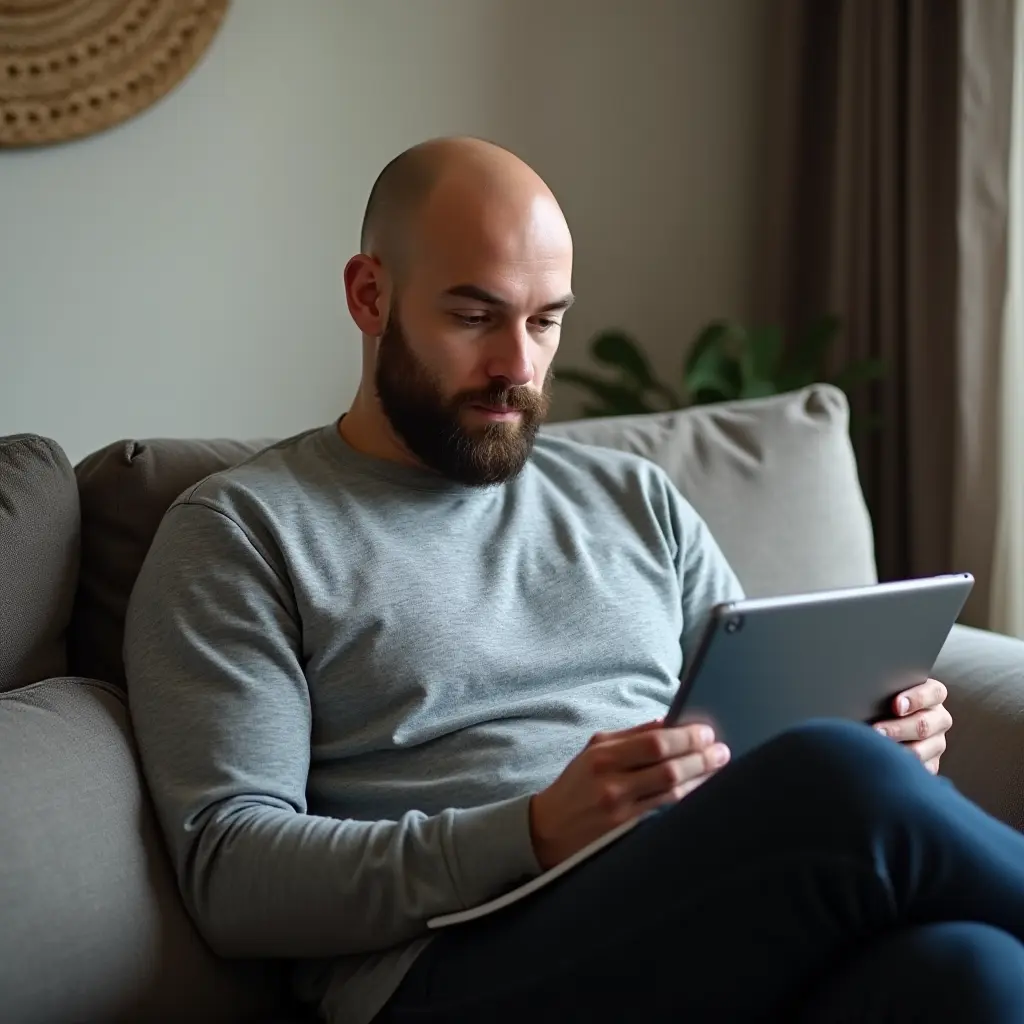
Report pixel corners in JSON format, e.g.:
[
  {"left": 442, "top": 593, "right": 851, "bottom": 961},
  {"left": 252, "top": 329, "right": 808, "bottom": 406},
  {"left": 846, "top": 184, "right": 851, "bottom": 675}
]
[
  {"left": 739, "top": 376, "right": 778, "bottom": 400},
  {"left": 590, "top": 330, "right": 657, "bottom": 388},
  {"left": 684, "top": 320, "right": 752, "bottom": 403},
  {"left": 685, "top": 342, "right": 745, "bottom": 402},
  {"left": 748, "top": 326, "right": 784, "bottom": 382},
  {"left": 684, "top": 321, "right": 738, "bottom": 376},
  {"left": 782, "top": 314, "right": 842, "bottom": 387},
  {"left": 689, "top": 385, "right": 734, "bottom": 405},
  {"left": 685, "top": 359, "right": 735, "bottom": 401},
  {"left": 555, "top": 369, "right": 658, "bottom": 415},
  {"left": 831, "top": 358, "right": 886, "bottom": 393}
]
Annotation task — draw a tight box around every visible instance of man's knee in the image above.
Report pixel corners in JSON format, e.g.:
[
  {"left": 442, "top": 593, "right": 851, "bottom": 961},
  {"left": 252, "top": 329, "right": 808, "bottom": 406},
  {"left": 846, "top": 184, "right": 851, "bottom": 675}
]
[
  {"left": 925, "top": 922, "right": 1024, "bottom": 1017},
  {"left": 657, "top": 718, "right": 935, "bottom": 856},
  {"left": 804, "top": 923, "right": 1024, "bottom": 1022},
  {"left": 741, "top": 718, "right": 929, "bottom": 819},
  {"left": 760, "top": 718, "right": 917, "bottom": 779}
]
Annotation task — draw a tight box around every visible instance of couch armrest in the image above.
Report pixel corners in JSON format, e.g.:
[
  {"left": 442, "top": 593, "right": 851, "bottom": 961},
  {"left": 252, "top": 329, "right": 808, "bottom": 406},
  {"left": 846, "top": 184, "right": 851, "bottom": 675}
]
[
  {"left": 0, "top": 677, "right": 291, "bottom": 1023},
  {"left": 934, "top": 624, "right": 1024, "bottom": 829}
]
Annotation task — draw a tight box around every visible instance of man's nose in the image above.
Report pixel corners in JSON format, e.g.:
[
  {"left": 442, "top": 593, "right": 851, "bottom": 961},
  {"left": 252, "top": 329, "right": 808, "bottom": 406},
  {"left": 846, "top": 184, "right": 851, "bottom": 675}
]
[{"left": 485, "top": 326, "right": 534, "bottom": 388}]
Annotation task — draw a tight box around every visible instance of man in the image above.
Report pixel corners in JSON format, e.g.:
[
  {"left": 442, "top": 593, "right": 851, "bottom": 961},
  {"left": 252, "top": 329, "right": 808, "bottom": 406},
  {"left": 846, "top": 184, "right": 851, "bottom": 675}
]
[{"left": 126, "top": 137, "right": 1024, "bottom": 1023}]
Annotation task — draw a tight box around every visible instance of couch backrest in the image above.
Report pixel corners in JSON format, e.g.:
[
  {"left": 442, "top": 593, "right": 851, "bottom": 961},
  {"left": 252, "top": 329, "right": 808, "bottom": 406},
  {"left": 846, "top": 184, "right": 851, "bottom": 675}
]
[
  {"left": 0, "top": 434, "right": 80, "bottom": 692},
  {"left": 68, "top": 384, "right": 877, "bottom": 685},
  {"left": 71, "top": 437, "right": 273, "bottom": 687}
]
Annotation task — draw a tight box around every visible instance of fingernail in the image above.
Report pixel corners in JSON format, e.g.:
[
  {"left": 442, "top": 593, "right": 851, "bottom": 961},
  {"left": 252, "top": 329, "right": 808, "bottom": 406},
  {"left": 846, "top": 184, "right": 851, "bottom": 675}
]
[
  {"left": 897, "top": 697, "right": 910, "bottom": 715},
  {"left": 711, "top": 744, "right": 730, "bottom": 767},
  {"left": 874, "top": 724, "right": 889, "bottom": 738}
]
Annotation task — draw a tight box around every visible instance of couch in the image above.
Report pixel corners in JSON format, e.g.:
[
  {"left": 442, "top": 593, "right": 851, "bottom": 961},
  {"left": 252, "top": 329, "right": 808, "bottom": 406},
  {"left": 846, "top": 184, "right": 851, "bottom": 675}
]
[{"left": 2, "top": 384, "right": 1023, "bottom": 1024}]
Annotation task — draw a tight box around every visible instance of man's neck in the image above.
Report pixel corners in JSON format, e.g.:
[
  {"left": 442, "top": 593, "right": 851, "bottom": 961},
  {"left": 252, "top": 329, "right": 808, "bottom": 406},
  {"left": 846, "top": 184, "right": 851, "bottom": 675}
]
[{"left": 338, "top": 393, "right": 423, "bottom": 470}]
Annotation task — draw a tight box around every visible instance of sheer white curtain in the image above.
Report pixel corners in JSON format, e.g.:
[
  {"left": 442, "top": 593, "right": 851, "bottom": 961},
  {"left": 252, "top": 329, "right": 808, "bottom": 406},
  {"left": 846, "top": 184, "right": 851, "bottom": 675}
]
[{"left": 990, "top": 0, "right": 1024, "bottom": 639}]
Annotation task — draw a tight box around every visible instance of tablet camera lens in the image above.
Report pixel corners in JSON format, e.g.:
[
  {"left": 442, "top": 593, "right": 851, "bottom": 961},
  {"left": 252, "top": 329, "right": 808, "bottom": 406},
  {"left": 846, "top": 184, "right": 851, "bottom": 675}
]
[{"left": 725, "top": 615, "right": 744, "bottom": 634}]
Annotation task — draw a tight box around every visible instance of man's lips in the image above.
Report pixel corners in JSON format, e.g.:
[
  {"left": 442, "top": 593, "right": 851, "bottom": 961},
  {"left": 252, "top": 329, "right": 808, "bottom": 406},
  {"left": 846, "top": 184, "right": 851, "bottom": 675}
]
[{"left": 468, "top": 402, "right": 524, "bottom": 420}]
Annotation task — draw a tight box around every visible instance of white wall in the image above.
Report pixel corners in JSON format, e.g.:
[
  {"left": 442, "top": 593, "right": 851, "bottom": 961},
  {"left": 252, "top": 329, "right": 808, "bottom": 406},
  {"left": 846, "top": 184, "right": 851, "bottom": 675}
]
[{"left": 0, "top": 0, "right": 771, "bottom": 463}]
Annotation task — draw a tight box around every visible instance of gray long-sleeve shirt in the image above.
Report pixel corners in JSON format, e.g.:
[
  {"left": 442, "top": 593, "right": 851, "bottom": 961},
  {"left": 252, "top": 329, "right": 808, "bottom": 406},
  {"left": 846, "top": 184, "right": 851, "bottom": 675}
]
[{"left": 124, "top": 421, "right": 743, "bottom": 1023}]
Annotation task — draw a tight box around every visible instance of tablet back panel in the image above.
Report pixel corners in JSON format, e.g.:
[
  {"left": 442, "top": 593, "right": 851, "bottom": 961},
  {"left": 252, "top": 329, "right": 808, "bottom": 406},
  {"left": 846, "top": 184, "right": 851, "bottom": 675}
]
[{"left": 668, "top": 574, "right": 974, "bottom": 758}]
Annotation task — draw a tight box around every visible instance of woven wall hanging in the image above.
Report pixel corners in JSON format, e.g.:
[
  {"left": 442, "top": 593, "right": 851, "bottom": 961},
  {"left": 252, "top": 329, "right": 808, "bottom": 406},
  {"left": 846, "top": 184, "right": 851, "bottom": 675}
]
[{"left": 0, "top": 0, "right": 231, "bottom": 149}]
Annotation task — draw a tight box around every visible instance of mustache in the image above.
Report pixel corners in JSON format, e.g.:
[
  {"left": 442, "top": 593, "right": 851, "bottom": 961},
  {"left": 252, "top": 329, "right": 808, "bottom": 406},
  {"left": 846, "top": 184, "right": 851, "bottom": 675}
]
[{"left": 457, "top": 384, "right": 547, "bottom": 412}]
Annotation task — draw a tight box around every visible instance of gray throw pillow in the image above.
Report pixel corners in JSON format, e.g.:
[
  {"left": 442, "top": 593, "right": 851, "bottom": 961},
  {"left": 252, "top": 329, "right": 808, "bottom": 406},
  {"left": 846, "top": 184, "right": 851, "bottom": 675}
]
[{"left": 544, "top": 384, "right": 878, "bottom": 596}]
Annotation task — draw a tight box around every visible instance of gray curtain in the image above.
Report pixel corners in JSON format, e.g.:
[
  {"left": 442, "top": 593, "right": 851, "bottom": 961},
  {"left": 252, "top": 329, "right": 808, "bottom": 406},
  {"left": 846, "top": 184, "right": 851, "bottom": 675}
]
[
  {"left": 758, "top": 0, "right": 961, "bottom": 586},
  {"left": 955, "top": 0, "right": 1018, "bottom": 630}
]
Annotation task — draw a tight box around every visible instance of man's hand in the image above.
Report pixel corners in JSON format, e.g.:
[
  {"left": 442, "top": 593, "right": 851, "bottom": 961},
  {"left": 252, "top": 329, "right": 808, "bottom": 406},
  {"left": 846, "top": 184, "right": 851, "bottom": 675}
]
[
  {"left": 529, "top": 720, "right": 729, "bottom": 870},
  {"left": 874, "top": 678, "right": 952, "bottom": 775}
]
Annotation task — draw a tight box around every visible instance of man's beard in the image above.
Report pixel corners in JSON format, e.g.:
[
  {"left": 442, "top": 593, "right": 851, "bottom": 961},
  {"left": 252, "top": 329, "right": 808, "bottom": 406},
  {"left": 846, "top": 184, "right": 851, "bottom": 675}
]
[{"left": 374, "top": 309, "right": 551, "bottom": 486}]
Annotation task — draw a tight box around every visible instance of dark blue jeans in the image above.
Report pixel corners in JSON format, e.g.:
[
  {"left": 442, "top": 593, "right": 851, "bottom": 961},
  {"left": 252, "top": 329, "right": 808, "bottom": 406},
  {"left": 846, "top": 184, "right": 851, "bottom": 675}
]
[{"left": 378, "top": 721, "right": 1024, "bottom": 1022}]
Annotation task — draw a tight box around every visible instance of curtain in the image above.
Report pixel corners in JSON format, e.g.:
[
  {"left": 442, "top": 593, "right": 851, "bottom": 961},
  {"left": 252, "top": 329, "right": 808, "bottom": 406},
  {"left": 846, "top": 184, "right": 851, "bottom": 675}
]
[
  {"left": 759, "top": 0, "right": 960, "bottom": 585},
  {"left": 988, "top": 0, "right": 1024, "bottom": 638},
  {"left": 761, "top": 0, "right": 1020, "bottom": 634},
  {"left": 953, "top": 0, "right": 1018, "bottom": 631}
]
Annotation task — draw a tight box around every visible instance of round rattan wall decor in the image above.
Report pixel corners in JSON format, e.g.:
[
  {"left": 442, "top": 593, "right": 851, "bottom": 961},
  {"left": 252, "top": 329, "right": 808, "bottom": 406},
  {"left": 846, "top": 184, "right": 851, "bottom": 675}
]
[{"left": 0, "top": 0, "right": 231, "bottom": 148}]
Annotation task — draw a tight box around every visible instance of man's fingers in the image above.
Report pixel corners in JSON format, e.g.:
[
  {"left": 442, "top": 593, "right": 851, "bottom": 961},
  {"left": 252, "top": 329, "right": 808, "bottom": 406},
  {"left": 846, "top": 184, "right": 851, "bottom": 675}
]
[
  {"left": 597, "top": 723, "right": 717, "bottom": 771},
  {"left": 923, "top": 756, "right": 942, "bottom": 775},
  {"left": 908, "top": 734, "right": 947, "bottom": 767},
  {"left": 875, "top": 705, "right": 951, "bottom": 744},
  {"left": 621, "top": 745, "right": 730, "bottom": 803},
  {"left": 634, "top": 772, "right": 713, "bottom": 816},
  {"left": 894, "top": 678, "right": 948, "bottom": 716}
]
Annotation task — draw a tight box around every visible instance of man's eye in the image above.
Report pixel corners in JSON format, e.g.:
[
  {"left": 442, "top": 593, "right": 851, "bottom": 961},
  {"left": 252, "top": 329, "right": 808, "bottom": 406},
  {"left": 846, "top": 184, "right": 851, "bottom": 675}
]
[
  {"left": 532, "top": 318, "right": 561, "bottom": 332},
  {"left": 453, "top": 312, "right": 489, "bottom": 327}
]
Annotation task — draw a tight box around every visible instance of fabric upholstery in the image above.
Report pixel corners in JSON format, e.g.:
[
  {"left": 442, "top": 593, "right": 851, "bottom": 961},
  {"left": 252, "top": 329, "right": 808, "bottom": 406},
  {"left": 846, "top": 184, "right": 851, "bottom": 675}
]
[
  {"left": 70, "top": 437, "right": 272, "bottom": 687},
  {"left": 0, "top": 435, "right": 79, "bottom": 693},
  {"left": 544, "top": 385, "right": 878, "bottom": 597},
  {"left": 0, "top": 676, "right": 291, "bottom": 1024},
  {"left": 935, "top": 624, "right": 1024, "bottom": 829}
]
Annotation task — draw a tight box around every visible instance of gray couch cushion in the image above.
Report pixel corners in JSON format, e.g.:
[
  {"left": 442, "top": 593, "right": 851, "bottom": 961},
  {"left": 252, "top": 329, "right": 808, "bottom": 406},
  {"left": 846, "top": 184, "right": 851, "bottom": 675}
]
[
  {"left": 0, "top": 435, "right": 79, "bottom": 693},
  {"left": 71, "top": 438, "right": 271, "bottom": 687},
  {"left": 544, "top": 385, "right": 878, "bottom": 596},
  {"left": 0, "top": 676, "right": 293, "bottom": 1024}
]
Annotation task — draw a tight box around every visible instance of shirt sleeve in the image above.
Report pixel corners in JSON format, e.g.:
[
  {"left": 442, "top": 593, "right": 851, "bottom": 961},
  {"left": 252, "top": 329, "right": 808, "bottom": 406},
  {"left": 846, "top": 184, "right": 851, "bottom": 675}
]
[
  {"left": 124, "top": 501, "right": 540, "bottom": 960},
  {"left": 666, "top": 483, "right": 746, "bottom": 665}
]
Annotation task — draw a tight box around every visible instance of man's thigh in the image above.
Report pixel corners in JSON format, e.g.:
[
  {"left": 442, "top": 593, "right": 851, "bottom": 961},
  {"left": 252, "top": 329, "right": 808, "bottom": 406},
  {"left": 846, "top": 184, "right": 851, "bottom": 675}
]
[{"left": 378, "top": 725, "right": 903, "bottom": 1022}]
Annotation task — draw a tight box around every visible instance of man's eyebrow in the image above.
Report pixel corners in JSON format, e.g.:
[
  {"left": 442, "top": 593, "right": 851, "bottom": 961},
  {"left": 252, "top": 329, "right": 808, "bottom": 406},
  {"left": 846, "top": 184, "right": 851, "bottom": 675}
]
[
  {"left": 539, "top": 293, "right": 575, "bottom": 313},
  {"left": 443, "top": 284, "right": 575, "bottom": 313},
  {"left": 444, "top": 284, "right": 508, "bottom": 306}
]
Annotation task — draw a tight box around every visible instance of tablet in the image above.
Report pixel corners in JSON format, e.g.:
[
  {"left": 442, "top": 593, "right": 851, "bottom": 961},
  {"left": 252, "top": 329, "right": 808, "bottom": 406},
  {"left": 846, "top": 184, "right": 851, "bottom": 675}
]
[{"left": 664, "top": 573, "right": 974, "bottom": 758}]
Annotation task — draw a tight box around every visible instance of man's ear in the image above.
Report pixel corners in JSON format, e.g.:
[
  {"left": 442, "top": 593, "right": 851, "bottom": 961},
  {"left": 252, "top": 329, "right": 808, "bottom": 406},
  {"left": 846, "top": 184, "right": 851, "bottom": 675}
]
[{"left": 344, "top": 254, "right": 391, "bottom": 336}]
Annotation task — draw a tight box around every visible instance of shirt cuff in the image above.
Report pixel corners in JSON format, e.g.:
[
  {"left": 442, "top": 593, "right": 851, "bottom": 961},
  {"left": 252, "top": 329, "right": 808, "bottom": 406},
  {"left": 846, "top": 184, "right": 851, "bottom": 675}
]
[{"left": 448, "top": 793, "right": 542, "bottom": 908}]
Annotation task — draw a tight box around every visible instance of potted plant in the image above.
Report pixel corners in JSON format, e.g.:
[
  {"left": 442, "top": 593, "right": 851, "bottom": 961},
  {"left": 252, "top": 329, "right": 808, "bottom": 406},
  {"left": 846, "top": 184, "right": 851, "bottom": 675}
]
[{"left": 556, "top": 315, "right": 884, "bottom": 419}]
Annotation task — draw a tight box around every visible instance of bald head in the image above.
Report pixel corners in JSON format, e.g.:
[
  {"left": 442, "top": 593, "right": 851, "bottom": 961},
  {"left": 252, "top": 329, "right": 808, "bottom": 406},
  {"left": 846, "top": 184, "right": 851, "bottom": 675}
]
[
  {"left": 359, "top": 137, "right": 566, "bottom": 275},
  {"left": 341, "top": 136, "right": 573, "bottom": 483}
]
